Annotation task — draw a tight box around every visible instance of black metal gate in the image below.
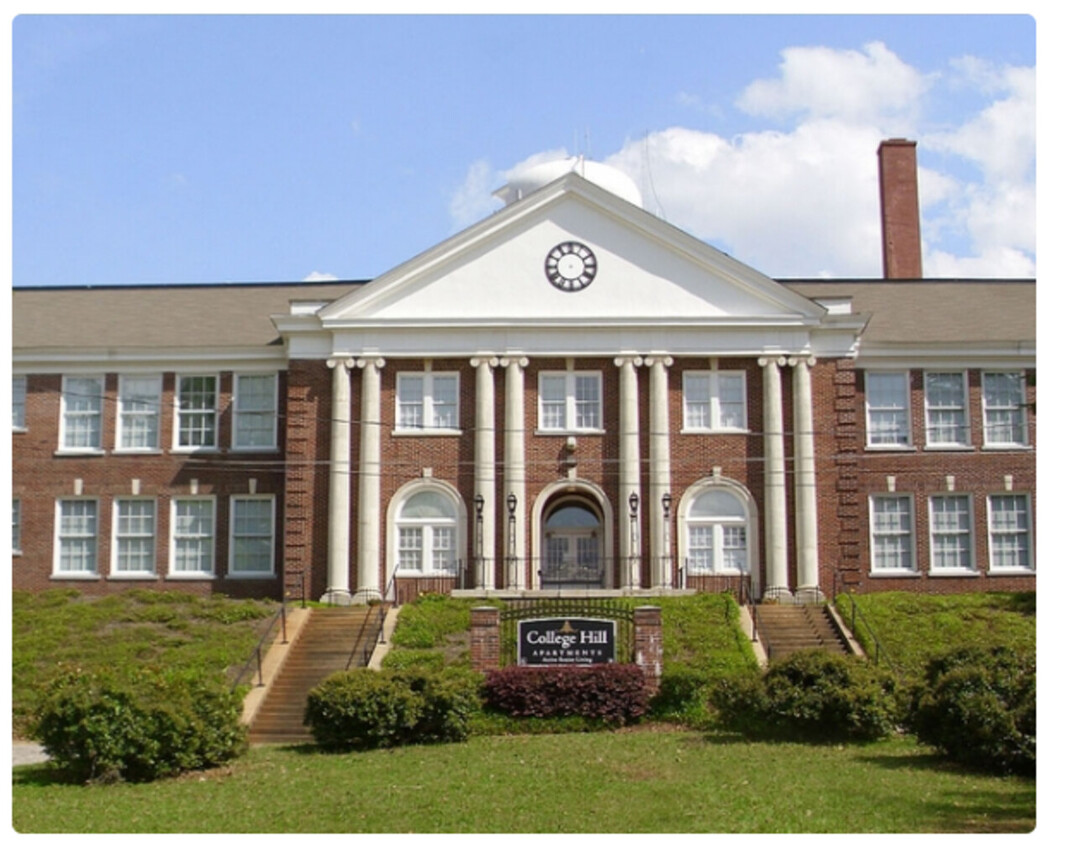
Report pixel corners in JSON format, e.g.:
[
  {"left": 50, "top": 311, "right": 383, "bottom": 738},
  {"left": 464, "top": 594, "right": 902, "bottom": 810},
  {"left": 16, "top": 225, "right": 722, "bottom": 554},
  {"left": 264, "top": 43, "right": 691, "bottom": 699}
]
[{"left": 498, "top": 597, "right": 635, "bottom": 666}]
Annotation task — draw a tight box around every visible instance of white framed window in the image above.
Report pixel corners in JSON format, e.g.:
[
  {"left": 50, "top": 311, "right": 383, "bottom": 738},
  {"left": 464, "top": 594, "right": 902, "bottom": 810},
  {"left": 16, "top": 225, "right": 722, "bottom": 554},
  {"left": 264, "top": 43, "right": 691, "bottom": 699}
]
[
  {"left": 682, "top": 371, "right": 747, "bottom": 431},
  {"left": 395, "top": 489, "right": 459, "bottom": 576},
  {"left": 229, "top": 496, "right": 275, "bottom": 576},
  {"left": 395, "top": 372, "right": 459, "bottom": 431},
  {"left": 54, "top": 498, "right": 99, "bottom": 576},
  {"left": 112, "top": 498, "right": 157, "bottom": 577},
  {"left": 869, "top": 495, "right": 915, "bottom": 573},
  {"left": 12, "top": 499, "right": 21, "bottom": 554},
  {"left": 233, "top": 373, "right": 278, "bottom": 450},
  {"left": 865, "top": 372, "right": 911, "bottom": 447},
  {"left": 925, "top": 372, "right": 970, "bottom": 447},
  {"left": 175, "top": 375, "right": 218, "bottom": 450},
  {"left": 170, "top": 497, "right": 216, "bottom": 577},
  {"left": 988, "top": 494, "right": 1034, "bottom": 572},
  {"left": 983, "top": 372, "right": 1029, "bottom": 447},
  {"left": 60, "top": 375, "right": 105, "bottom": 451},
  {"left": 116, "top": 375, "right": 162, "bottom": 452},
  {"left": 538, "top": 372, "right": 602, "bottom": 432},
  {"left": 13, "top": 376, "right": 26, "bottom": 430},
  {"left": 685, "top": 489, "right": 749, "bottom": 574},
  {"left": 929, "top": 495, "right": 974, "bottom": 573}
]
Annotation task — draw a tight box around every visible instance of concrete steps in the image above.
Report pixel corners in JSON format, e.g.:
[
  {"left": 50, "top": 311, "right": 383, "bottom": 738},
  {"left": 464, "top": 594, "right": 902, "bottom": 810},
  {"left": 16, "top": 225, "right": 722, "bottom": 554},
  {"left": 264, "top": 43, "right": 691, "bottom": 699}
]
[
  {"left": 248, "top": 607, "right": 378, "bottom": 745},
  {"left": 755, "top": 604, "right": 850, "bottom": 662}
]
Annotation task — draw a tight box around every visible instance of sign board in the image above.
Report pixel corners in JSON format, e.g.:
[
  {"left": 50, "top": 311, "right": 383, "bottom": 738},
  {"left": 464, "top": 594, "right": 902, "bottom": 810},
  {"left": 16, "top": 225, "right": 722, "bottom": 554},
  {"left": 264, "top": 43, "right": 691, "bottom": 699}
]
[{"left": 517, "top": 617, "right": 616, "bottom": 666}]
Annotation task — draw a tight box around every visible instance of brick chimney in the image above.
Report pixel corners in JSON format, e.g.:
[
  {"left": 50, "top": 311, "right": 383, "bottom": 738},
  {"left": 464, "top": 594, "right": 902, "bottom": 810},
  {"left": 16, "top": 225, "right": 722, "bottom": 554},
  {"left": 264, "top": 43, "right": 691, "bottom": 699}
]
[{"left": 877, "top": 139, "right": 923, "bottom": 278}]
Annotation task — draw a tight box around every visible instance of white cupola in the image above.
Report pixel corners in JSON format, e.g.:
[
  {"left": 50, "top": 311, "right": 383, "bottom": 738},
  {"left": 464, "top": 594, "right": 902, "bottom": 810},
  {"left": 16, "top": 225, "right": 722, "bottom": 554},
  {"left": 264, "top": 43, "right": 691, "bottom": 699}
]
[{"left": 493, "top": 156, "right": 643, "bottom": 208}]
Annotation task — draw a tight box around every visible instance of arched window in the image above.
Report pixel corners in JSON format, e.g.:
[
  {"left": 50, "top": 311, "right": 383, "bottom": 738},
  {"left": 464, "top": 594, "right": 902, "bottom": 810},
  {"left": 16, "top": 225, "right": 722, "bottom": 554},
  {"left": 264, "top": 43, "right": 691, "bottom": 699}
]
[
  {"left": 686, "top": 489, "right": 748, "bottom": 574},
  {"left": 396, "top": 489, "right": 459, "bottom": 575}
]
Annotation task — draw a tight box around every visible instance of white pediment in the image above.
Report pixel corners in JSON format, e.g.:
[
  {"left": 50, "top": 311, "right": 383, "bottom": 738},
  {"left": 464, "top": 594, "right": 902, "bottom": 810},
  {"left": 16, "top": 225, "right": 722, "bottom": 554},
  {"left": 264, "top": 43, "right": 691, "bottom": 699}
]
[{"left": 319, "top": 174, "right": 826, "bottom": 331}]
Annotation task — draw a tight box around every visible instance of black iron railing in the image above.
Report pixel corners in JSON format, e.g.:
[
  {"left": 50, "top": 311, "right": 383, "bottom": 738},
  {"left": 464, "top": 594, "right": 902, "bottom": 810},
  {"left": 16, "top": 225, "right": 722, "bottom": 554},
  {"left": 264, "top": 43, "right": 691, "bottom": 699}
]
[
  {"left": 229, "top": 599, "right": 292, "bottom": 693},
  {"left": 831, "top": 571, "right": 898, "bottom": 676}
]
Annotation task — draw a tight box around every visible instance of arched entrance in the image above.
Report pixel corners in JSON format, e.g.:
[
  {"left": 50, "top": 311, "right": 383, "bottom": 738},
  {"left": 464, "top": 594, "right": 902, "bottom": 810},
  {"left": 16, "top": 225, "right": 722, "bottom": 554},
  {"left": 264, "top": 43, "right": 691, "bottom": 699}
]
[{"left": 540, "top": 497, "right": 605, "bottom": 589}]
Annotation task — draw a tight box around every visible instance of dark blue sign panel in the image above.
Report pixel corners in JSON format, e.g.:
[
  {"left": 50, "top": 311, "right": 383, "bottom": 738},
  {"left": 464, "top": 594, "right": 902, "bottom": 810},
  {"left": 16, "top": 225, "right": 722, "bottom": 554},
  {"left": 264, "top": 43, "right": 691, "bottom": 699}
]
[{"left": 517, "top": 617, "right": 617, "bottom": 666}]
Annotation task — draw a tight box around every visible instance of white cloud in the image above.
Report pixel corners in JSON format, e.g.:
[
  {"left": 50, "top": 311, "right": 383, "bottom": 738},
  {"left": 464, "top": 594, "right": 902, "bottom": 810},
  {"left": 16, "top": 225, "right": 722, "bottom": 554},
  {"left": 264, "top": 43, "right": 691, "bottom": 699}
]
[
  {"left": 303, "top": 271, "right": 338, "bottom": 282},
  {"left": 449, "top": 148, "right": 571, "bottom": 230}
]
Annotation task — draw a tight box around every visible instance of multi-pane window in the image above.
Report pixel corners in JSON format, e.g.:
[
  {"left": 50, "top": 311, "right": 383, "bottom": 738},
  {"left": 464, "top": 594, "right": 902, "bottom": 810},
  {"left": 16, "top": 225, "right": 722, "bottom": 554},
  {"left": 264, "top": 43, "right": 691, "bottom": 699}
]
[
  {"left": 988, "top": 494, "right": 1033, "bottom": 571},
  {"left": 983, "top": 372, "right": 1028, "bottom": 446},
  {"left": 56, "top": 499, "right": 98, "bottom": 574},
  {"left": 685, "top": 489, "right": 749, "bottom": 574},
  {"left": 171, "top": 498, "right": 215, "bottom": 575},
  {"left": 113, "top": 499, "right": 156, "bottom": 575},
  {"left": 395, "top": 489, "right": 458, "bottom": 575},
  {"left": 234, "top": 374, "right": 278, "bottom": 449},
  {"left": 870, "top": 496, "right": 914, "bottom": 572},
  {"left": 175, "top": 375, "right": 218, "bottom": 449},
  {"left": 865, "top": 372, "right": 910, "bottom": 446},
  {"left": 682, "top": 371, "right": 746, "bottom": 431},
  {"left": 929, "top": 496, "right": 973, "bottom": 572},
  {"left": 396, "top": 373, "right": 459, "bottom": 431},
  {"left": 230, "top": 496, "right": 275, "bottom": 575},
  {"left": 539, "top": 372, "right": 602, "bottom": 431},
  {"left": 117, "top": 375, "right": 162, "bottom": 451},
  {"left": 12, "top": 376, "right": 26, "bottom": 429},
  {"left": 12, "top": 499, "right": 21, "bottom": 553},
  {"left": 60, "top": 376, "right": 105, "bottom": 450},
  {"left": 925, "top": 372, "right": 969, "bottom": 446}
]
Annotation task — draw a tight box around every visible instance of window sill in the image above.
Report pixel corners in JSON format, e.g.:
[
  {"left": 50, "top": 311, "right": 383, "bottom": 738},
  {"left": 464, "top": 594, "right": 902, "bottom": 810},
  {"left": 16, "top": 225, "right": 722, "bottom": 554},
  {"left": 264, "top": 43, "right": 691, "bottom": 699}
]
[
  {"left": 535, "top": 429, "right": 606, "bottom": 437},
  {"left": 230, "top": 446, "right": 280, "bottom": 453},
  {"left": 680, "top": 428, "right": 750, "bottom": 436},
  {"left": 112, "top": 448, "right": 163, "bottom": 456},
  {"left": 927, "top": 570, "right": 980, "bottom": 578},
  {"left": 50, "top": 572, "right": 101, "bottom": 581},
  {"left": 53, "top": 448, "right": 106, "bottom": 458},
  {"left": 864, "top": 444, "right": 915, "bottom": 452},
  {"left": 225, "top": 572, "right": 276, "bottom": 580},
  {"left": 923, "top": 444, "right": 974, "bottom": 452},
  {"left": 392, "top": 429, "right": 462, "bottom": 438},
  {"left": 13, "top": 427, "right": 27, "bottom": 434},
  {"left": 868, "top": 570, "right": 921, "bottom": 578},
  {"left": 988, "top": 568, "right": 1036, "bottom": 577},
  {"left": 687, "top": 570, "right": 749, "bottom": 577},
  {"left": 165, "top": 573, "right": 217, "bottom": 581},
  {"left": 396, "top": 571, "right": 458, "bottom": 579},
  {"left": 13, "top": 550, "right": 22, "bottom": 557},
  {"left": 107, "top": 574, "right": 160, "bottom": 581},
  {"left": 982, "top": 443, "right": 1032, "bottom": 452}
]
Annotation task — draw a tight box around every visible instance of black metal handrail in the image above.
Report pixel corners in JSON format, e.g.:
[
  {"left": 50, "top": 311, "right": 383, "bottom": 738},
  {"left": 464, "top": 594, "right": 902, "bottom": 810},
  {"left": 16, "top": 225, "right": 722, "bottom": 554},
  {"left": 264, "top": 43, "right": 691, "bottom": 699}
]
[
  {"left": 229, "top": 598, "right": 291, "bottom": 693},
  {"left": 831, "top": 571, "right": 898, "bottom": 676},
  {"left": 345, "top": 564, "right": 402, "bottom": 670}
]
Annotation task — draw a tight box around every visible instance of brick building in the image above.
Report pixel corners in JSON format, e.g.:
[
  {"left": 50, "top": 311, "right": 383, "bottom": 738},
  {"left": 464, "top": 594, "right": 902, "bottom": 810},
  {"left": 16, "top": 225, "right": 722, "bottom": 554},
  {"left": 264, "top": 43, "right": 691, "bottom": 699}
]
[{"left": 11, "top": 140, "right": 1035, "bottom": 603}]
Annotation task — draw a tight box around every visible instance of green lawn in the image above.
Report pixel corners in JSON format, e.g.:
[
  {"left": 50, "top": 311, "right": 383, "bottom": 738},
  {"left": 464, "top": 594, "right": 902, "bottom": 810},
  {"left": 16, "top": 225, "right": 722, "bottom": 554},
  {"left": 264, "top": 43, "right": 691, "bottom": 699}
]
[
  {"left": 11, "top": 589, "right": 277, "bottom": 738},
  {"left": 12, "top": 731, "right": 1034, "bottom": 834},
  {"left": 834, "top": 591, "right": 1036, "bottom": 679}
]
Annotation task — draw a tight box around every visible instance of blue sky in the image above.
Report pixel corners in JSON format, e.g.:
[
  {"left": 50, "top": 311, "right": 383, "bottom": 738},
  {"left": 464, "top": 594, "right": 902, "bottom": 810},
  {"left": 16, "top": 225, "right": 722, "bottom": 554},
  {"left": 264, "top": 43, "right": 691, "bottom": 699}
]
[{"left": 11, "top": 13, "right": 1037, "bottom": 287}]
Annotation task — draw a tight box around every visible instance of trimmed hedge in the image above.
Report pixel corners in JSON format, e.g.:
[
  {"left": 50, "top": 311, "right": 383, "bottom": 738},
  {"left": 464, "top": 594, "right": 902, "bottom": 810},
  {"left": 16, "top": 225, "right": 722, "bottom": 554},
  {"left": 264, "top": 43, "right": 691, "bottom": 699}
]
[
  {"left": 32, "top": 668, "right": 246, "bottom": 783},
  {"left": 909, "top": 645, "right": 1035, "bottom": 776},
  {"left": 483, "top": 664, "right": 649, "bottom": 726},
  {"left": 304, "top": 667, "right": 483, "bottom": 751},
  {"left": 711, "top": 649, "right": 901, "bottom": 741}
]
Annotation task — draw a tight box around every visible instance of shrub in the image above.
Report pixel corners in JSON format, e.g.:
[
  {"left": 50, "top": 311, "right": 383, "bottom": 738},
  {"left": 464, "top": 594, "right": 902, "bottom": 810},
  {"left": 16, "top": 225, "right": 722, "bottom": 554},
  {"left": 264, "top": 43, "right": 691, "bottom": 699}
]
[
  {"left": 909, "top": 645, "right": 1035, "bottom": 776},
  {"left": 711, "top": 649, "right": 900, "bottom": 741},
  {"left": 483, "top": 664, "right": 649, "bottom": 726},
  {"left": 648, "top": 664, "right": 717, "bottom": 726},
  {"left": 32, "top": 668, "right": 246, "bottom": 783},
  {"left": 304, "top": 667, "right": 483, "bottom": 751}
]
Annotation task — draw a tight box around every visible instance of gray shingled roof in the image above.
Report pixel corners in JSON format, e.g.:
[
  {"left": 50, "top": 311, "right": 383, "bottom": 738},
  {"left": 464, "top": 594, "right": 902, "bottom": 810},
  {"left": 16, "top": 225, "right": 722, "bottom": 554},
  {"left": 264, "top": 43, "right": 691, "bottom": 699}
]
[
  {"left": 12, "top": 282, "right": 364, "bottom": 350},
  {"left": 782, "top": 280, "right": 1035, "bottom": 345},
  {"left": 12, "top": 278, "right": 1035, "bottom": 351}
]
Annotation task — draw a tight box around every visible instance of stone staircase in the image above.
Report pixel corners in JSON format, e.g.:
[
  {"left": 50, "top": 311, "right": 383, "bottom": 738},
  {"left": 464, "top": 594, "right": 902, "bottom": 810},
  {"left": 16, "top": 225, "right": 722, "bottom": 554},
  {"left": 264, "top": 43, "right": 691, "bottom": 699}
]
[
  {"left": 248, "top": 606, "right": 378, "bottom": 745},
  {"left": 755, "top": 604, "right": 850, "bottom": 662}
]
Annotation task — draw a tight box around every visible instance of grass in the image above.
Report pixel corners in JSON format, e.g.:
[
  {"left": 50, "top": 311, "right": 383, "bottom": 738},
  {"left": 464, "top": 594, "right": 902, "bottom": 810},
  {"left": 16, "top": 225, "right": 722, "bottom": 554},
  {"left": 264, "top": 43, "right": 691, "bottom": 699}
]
[
  {"left": 11, "top": 588, "right": 277, "bottom": 738},
  {"left": 834, "top": 591, "right": 1036, "bottom": 679},
  {"left": 12, "top": 731, "right": 1035, "bottom": 834}
]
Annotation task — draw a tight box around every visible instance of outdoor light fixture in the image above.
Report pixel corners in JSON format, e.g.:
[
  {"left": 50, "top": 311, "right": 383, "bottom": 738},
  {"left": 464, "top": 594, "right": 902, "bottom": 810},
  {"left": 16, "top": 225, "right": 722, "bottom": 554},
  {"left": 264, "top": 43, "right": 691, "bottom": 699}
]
[
  {"left": 474, "top": 493, "right": 484, "bottom": 516},
  {"left": 629, "top": 490, "right": 639, "bottom": 517},
  {"left": 662, "top": 491, "right": 672, "bottom": 517},
  {"left": 506, "top": 491, "right": 517, "bottom": 515}
]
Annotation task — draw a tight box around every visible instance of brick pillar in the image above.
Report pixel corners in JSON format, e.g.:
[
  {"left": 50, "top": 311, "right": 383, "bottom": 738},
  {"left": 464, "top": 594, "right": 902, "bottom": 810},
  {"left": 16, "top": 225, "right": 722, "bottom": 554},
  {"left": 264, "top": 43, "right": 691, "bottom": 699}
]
[
  {"left": 633, "top": 605, "right": 663, "bottom": 697},
  {"left": 470, "top": 606, "right": 501, "bottom": 674}
]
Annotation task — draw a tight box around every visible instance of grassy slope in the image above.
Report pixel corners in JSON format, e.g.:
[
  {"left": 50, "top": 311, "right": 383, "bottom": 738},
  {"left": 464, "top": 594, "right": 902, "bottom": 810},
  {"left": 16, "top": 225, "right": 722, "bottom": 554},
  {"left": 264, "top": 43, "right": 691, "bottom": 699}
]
[
  {"left": 833, "top": 591, "right": 1036, "bottom": 679},
  {"left": 12, "top": 733, "right": 1034, "bottom": 834},
  {"left": 11, "top": 589, "right": 277, "bottom": 738}
]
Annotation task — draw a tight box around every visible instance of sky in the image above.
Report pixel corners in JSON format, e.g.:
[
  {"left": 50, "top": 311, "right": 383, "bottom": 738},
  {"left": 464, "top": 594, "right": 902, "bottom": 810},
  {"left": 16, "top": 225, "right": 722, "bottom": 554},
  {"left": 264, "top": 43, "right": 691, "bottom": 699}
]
[{"left": 11, "top": 13, "right": 1038, "bottom": 287}]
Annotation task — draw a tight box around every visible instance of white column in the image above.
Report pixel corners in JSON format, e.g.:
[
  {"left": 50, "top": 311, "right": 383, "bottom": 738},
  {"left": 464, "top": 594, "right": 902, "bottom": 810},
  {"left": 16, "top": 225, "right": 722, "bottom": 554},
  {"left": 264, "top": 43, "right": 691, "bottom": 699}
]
[
  {"left": 354, "top": 357, "right": 385, "bottom": 603},
  {"left": 760, "top": 356, "right": 791, "bottom": 601},
  {"left": 502, "top": 356, "right": 528, "bottom": 591},
  {"left": 616, "top": 356, "right": 643, "bottom": 590},
  {"left": 471, "top": 356, "right": 498, "bottom": 590},
  {"left": 646, "top": 355, "right": 673, "bottom": 588},
  {"left": 323, "top": 356, "right": 354, "bottom": 604},
  {"left": 793, "top": 356, "right": 822, "bottom": 599}
]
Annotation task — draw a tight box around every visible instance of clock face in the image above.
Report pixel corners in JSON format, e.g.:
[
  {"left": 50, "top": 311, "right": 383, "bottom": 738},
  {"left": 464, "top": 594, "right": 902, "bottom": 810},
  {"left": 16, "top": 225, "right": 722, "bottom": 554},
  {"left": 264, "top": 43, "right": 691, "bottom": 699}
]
[{"left": 545, "top": 241, "right": 597, "bottom": 292}]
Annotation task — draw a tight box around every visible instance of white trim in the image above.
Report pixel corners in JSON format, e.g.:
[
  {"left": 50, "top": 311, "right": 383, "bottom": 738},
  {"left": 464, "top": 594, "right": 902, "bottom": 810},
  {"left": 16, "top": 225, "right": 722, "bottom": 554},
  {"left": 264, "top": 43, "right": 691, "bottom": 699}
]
[
  {"left": 537, "top": 370, "right": 604, "bottom": 433},
  {"left": 232, "top": 373, "right": 280, "bottom": 452},
  {"left": 172, "top": 374, "right": 220, "bottom": 453},
  {"left": 12, "top": 375, "right": 27, "bottom": 430},
  {"left": 923, "top": 370, "right": 970, "bottom": 448},
  {"left": 385, "top": 479, "right": 466, "bottom": 578},
  {"left": 927, "top": 494, "right": 976, "bottom": 574},
  {"left": 865, "top": 371, "right": 912, "bottom": 448},
  {"left": 393, "top": 371, "right": 461, "bottom": 434},
  {"left": 111, "top": 497, "right": 158, "bottom": 578},
  {"left": 986, "top": 493, "right": 1035, "bottom": 573},
  {"left": 680, "top": 370, "right": 748, "bottom": 433},
  {"left": 12, "top": 498, "right": 21, "bottom": 555},
  {"left": 868, "top": 494, "right": 916, "bottom": 574},
  {"left": 169, "top": 496, "right": 217, "bottom": 578},
  {"left": 58, "top": 374, "right": 106, "bottom": 454},
  {"left": 53, "top": 497, "right": 100, "bottom": 577},
  {"left": 981, "top": 370, "right": 1030, "bottom": 448},
  {"left": 531, "top": 479, "right": 615, "bottom": 590},
  {"left": 677, "top": 476, "right": 760, "bottom": 593},
  {"left": 115, "top": 374, "right": 163, "bottom": 453},
  {"left": 228, "top": 494, "right": 276, "bottom": 578}
]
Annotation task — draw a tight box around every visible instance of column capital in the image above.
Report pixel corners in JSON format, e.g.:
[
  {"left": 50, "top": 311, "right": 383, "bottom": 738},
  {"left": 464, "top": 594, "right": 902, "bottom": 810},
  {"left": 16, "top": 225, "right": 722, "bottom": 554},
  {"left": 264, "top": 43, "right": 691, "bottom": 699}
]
[
  {"left": 354, "top": 356, "right": 385, "bottom": 369},
  {"left": 789, "top": 355, "right": 817, "bottom": 368},
  {"left": 499, "top": 355, "right": 530, "bottom": 368},
  {"left": 644, "top": 355, "right": 674, "bottom": 368},
  {"left": 470, "top": 355, "right": 500, "bottom": 368},
  {"left": 614, "top": 355, "right": 644, "bottom": 368},
  {"left": 757, "top": 355, "right": 788, "bottom": 368},
  {"left": 326, "top": 356, "right": 355, "bottom": 370}
]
